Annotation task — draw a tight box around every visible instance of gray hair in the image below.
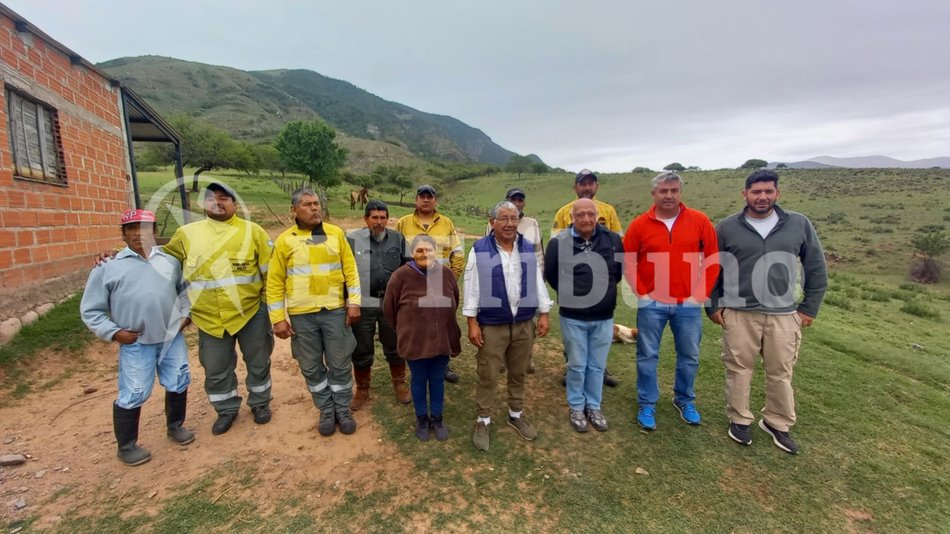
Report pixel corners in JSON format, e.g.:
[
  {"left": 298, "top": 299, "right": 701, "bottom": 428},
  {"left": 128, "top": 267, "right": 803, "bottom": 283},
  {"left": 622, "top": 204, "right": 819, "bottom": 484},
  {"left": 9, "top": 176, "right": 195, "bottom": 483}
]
[
  {"left": 489, "top": 200, "right": 518, "bottom": 219},
  {"left": 410, "top": 234, "right": 437, "bottom": 251},
  {"left": 651, "top": 172, "right": 683, "bottom": 190},
  {"left": 291, "top": 187, "right": 318, "bottom": 206}
]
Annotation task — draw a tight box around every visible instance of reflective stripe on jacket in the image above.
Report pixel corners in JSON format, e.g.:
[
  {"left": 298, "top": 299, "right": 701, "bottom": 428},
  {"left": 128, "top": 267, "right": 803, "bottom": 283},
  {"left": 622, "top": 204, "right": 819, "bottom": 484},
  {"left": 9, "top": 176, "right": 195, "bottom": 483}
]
[
  {"left": 266, "top": 222, "right": 361, "bottom": 324},
  {"left": 162, "top": 216, "right": 272, "bottom": 338}
]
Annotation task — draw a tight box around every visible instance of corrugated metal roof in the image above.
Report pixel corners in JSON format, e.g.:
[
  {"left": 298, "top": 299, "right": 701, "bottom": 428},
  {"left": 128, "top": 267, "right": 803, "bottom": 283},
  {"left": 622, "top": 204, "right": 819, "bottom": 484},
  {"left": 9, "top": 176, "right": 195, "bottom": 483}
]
[{"left": 122, "top": 87, "right": 180, "bottom": 144}]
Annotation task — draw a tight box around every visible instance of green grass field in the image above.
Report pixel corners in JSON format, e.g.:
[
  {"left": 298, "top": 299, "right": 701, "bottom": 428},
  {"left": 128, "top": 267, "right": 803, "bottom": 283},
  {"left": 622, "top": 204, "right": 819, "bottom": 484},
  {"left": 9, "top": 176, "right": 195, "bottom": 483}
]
[{"left": 5, "top": 167, "right": 948, "bottom": 532}]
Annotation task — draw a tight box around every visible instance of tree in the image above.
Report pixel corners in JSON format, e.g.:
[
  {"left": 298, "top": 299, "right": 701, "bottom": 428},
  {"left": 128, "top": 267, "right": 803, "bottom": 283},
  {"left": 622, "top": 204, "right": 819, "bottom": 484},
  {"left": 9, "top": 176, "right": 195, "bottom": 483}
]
[
  {"left": 276, "top": 119, "right": 347, "bottom": 218},
  {"left": 158, "top": 116, "right": 242, "bottom": 192},
  {"left": 530, "top": 162, "right": 548, "bottom": 174},
  {"left": 228, "top": 142, "right": 258, "bottom": 175},
  {"left": 632, "top": 167, "right": 653, "bottom": 173},
  {"left": 505, "top": 155, "right": 533, "bottom": 177},
  {"left": 250, "top": 144, "right": 283, "bottom": 175},
  {"left": 776, "top": 163, "right": 788, "bottom": 169},
  {"left": 739, "top": 159, "right": 768, "bottom": 170},
  {"left": 663, "top": 162, "right": 685, "bottom": 172},
  {"left": 370, "top": 164, "right": 416, "bottom": 204},
  {"left": 909, "top": 231, "right": 950, "bottom": 283}
]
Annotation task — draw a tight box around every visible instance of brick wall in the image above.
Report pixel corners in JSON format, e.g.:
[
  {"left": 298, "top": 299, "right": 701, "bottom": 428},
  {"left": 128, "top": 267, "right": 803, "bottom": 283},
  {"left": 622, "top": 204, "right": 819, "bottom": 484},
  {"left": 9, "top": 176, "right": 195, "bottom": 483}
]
[{"left": 0, "top": 14, "right": 133, "bottom": 320}]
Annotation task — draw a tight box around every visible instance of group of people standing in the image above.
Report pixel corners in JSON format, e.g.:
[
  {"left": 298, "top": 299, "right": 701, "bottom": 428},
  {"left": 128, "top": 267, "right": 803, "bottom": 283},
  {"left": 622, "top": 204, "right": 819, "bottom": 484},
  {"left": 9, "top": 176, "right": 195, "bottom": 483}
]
[{"left": 81, "top": 167, "right": 826, "bottom": 466}]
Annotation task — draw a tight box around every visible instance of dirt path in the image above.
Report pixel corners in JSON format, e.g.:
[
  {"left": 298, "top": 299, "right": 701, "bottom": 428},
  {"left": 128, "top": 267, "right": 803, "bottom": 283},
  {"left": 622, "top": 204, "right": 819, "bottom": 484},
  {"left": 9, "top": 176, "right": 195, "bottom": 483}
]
[{"left": 0, "top": 332, "right": 420, "bottom": 529}]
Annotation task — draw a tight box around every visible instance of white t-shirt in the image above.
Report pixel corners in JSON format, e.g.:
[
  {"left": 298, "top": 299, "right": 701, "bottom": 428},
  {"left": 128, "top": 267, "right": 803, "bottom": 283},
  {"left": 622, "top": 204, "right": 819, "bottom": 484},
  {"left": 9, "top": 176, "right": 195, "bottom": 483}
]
[
  {"left": 745, "top": 211, "right": 779, "bottom": 239},
  {"left": 658, "top": 214, "right": 678, "bottom": 232}
]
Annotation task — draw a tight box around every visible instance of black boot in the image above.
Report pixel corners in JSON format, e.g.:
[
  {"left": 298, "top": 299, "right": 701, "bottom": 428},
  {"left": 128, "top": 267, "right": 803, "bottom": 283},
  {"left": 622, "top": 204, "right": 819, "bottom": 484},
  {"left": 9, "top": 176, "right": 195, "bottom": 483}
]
[
  {"left": 415, "top": 415, "right": 430, "bottom": 442},
  {"left": 429, "top": 415, "right": 449, "bottom": 442},
  {"left": 165, "top": 391, "right": 196, "bottom": 445},
  {"left": 113, "top": 404, "right": 151, "bottom": 466}
]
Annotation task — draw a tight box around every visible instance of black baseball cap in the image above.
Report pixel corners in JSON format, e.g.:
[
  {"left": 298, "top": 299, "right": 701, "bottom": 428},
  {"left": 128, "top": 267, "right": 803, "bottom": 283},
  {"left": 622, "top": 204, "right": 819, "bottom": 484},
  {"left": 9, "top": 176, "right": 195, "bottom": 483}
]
[
  {"left": 505, "top": 188, "right": 526, "bottom": 200},
  {"left": 206, "top": 182, "right": 237, "bottom": 201},
  {"left": 575, "top": 169, "right": 598, "bottom": 183},
  {"left": 416, "top": 184, "right": 437, "bottom": 197}
]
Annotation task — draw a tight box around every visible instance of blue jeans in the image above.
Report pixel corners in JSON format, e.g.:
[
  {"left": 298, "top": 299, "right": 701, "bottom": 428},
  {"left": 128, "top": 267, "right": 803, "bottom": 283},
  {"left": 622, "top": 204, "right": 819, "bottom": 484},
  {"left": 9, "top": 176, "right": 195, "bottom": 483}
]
[
  {"left": 117, "top": 332, "right": 190, "bottom": 409},
  {"left": 635, "top": 300, "right": 702, "bottom": 407},
  {"left": 406, "top": 355, "right": 450, "bottom": 418},
  {"left": 560, "top": 316, "right": 613, "bottom": 411}
]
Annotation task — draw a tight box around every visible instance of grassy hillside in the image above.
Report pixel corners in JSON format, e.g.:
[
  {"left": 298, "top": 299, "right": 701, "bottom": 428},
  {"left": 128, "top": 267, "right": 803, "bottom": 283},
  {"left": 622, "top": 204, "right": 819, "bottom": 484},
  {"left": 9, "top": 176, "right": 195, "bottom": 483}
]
[
  {"left": 99, "top": 56, "right": 319, "bottom": 140},
  {"left": 336, "top": 134, "right": 429, "bottom": 175},
  {"left": 99, "top": 56, "right": 520, "bottom": 165},
  {"left": 252, "top": 69, "right": 516, "bottom": 164}
]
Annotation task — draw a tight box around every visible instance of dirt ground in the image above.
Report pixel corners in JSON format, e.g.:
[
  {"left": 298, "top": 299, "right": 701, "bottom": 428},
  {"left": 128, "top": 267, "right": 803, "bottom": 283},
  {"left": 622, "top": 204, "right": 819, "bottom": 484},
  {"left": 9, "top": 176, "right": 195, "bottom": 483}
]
[{"left": 0, "top": 332, "right": 427, "bottom": 529}]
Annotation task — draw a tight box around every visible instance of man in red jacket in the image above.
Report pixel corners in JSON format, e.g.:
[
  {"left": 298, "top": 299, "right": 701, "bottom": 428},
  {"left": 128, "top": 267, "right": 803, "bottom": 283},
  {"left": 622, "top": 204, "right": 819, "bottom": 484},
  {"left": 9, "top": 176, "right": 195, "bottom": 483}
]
[{"left": 623, "top": 172, "right": 720, "bottom": 431}]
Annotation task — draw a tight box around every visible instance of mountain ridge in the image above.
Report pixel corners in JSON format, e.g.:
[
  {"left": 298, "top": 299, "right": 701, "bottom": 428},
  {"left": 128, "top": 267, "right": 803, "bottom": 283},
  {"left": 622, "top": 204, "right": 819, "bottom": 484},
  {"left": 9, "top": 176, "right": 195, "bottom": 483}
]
[
  {"left": 98, "top": 55, "right": 522, "bottom": 166},
  {"left": 770, "top": 155, "right": 950, "bottom": 169}
]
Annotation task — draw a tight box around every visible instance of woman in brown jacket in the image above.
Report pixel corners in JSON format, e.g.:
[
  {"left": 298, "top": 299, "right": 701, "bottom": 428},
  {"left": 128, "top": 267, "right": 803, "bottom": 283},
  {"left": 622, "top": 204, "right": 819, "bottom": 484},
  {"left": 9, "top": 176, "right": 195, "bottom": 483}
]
[{"left": 383, "top": 235, "right": 462, "bottom": 441}]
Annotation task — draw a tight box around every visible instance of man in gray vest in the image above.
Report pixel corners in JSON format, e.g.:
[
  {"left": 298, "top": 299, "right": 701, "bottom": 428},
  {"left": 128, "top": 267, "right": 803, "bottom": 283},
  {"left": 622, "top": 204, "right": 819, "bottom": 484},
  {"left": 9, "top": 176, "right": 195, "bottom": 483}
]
[{"left": 347, "top": 200, "right": 411, "bottom": 410}]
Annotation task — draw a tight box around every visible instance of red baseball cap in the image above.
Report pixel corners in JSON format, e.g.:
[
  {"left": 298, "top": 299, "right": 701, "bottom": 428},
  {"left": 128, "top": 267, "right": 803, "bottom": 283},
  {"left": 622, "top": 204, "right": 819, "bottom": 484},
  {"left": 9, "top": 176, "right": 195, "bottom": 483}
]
[{"left": 120, "top": 209, "right": 157, "bottom": 225}]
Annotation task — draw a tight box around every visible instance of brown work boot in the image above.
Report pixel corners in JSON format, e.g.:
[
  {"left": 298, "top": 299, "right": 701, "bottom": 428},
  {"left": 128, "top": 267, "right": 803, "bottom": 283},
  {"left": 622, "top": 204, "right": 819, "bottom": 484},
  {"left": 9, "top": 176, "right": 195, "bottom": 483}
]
[
  {"left": 389, "top": 361, "right": 412, "bottom": 404},
  {"left": 351, "top": 366, "right": 372, "bottom": 412}
]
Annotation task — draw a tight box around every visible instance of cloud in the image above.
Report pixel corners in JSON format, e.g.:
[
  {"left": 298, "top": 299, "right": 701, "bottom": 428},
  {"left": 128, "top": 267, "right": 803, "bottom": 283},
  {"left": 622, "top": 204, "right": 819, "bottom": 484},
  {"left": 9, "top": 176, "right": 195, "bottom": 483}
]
[{"left": 8, "top": 0, "right": 949, "bottom": 171}]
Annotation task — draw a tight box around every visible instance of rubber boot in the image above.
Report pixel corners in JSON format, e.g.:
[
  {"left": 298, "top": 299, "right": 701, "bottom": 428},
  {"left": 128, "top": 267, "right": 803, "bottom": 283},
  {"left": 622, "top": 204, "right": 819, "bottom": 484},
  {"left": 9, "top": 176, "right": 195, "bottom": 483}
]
[
  {"left": 113, "top": 404, "right": 151, "bottom": 466},
  {"left": 165, "top": 390, "right": 196, "bottom": 445},
  {"left": 351, "top": 366, "right": 372, "bottom": 411},
  {"left": 389, "top": 361, "right": 412, "bottom": 404}
]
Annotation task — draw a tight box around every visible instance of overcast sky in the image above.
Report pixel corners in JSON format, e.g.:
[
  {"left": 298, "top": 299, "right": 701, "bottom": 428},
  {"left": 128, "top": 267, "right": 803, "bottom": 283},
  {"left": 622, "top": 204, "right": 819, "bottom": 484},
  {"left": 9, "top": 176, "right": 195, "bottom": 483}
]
[{"left": 8, "top": 0, "right": 950, "bottom": 172}]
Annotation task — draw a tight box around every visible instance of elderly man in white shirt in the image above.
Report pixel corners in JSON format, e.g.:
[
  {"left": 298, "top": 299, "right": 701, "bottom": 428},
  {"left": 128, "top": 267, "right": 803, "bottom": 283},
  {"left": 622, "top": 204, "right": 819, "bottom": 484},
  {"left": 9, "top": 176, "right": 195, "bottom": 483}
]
[{"left": 464, "top": 200, "right": 552, "bottom": 452}]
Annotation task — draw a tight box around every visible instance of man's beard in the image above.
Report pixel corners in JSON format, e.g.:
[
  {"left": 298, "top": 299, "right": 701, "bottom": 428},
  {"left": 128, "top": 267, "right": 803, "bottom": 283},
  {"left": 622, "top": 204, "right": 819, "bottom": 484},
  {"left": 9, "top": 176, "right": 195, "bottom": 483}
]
[{"left": 371, "top": 229, "right": 387, "bottom": 242}]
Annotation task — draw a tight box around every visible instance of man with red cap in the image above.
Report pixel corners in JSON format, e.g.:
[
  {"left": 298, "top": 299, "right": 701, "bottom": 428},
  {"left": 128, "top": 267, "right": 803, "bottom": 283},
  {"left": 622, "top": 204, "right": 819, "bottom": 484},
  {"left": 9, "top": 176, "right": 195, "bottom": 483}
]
[{"left": 81, "top": 209, "right": 194, "bottom": 466}]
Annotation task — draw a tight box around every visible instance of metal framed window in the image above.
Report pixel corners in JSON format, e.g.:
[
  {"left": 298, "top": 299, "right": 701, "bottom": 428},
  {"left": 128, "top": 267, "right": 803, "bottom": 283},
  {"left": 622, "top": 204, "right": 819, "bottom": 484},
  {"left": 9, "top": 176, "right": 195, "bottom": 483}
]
[{"left": 5, "top": 87, "right": 67, "bottom": 186}]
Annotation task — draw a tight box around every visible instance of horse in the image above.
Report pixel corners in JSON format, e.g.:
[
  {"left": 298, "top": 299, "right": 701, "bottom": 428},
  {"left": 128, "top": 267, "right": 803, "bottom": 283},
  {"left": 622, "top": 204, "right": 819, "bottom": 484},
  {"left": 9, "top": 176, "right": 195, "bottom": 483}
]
[{"left": 350, "top": 186, "right": 369, "bottom": 210}]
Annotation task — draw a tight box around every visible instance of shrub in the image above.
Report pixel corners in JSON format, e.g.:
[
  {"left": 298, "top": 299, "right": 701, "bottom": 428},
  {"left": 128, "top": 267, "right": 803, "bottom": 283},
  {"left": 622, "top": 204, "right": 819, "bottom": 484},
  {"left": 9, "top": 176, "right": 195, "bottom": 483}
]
[
  {"left": 859, "top": 289, "right": 891, "bottom": 302},
  {"left": 909, "top": 231, "right": 949, "bottom": 283},
  {"left": 900, "top": 301, "right": 941, "bottom": 320},
  {"left": 823, "top": 293, "right": 853, "bottom": 310},
  {"left": 826, "top": 212, "right": 848, "bottom": 224}
]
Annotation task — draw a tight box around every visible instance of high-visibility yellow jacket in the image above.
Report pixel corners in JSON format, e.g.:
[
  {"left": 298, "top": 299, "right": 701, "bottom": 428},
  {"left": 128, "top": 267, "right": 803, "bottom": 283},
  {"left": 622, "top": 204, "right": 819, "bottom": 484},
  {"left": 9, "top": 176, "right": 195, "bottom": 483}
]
[
  {"left": 266, "top": 222, "right": 361, "bottom": 324},
  {"left": 162, "top": 215, "right": 272, "bottom": 338},
  {"left": 551, "top": 199, "right": 623, "bottom": 236},
  {"left": 396, "top": 211, "right": 464, "bottom": 277}
]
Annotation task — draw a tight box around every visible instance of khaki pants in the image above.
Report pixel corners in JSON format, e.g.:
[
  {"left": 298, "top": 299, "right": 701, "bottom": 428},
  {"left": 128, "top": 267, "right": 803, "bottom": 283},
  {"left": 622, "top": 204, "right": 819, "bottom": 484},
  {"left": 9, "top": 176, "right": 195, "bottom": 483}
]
[
  {"left": 475, "top": 320, "right": 536, "bottom": 418},
  {"left": 720, "top": 309, "right": 802, "bottom": 431}
]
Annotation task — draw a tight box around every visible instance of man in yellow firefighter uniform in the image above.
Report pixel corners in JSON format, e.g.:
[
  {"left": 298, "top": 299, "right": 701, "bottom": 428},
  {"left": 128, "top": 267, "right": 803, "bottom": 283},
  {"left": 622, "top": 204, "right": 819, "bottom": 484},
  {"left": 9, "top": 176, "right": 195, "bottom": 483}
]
[
  {"left": 267, "top": 188, "right": 363, "bottom": 436},
  {"left": 163, "top": 182, "right": 275, "bottom": 435}
]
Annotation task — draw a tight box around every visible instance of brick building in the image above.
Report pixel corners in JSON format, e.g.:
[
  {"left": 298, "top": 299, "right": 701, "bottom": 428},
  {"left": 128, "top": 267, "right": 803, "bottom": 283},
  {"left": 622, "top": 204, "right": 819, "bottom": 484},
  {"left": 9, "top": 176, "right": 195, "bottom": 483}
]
[{"left": 0, "top": 4, "right": 185, "bottom": 341}]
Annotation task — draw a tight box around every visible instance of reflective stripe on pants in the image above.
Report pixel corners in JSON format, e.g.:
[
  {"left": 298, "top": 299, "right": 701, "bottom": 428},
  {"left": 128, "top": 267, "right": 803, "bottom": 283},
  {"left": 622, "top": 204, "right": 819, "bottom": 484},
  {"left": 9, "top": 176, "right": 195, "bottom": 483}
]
[
  {"left": 197, "top": 304, "right": 274, "bottom": 414},
  {"left": 289, "top": 308, "right": 357, "bottom": 414}
]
